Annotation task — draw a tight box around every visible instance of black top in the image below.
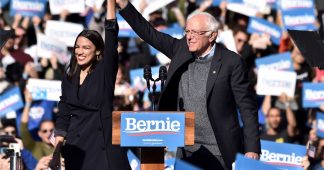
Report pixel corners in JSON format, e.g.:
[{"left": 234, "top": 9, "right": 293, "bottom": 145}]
[{"left": 55, "top": 19, "right": 130, "bottom": 170}]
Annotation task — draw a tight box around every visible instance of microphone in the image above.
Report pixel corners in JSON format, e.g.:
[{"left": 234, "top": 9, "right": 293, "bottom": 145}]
[
  {"left": 143, "top": 65, "right": 152, "bottom": 91},
  {"left": 159, "top": 66, "right": 167, "bottom": 91}
]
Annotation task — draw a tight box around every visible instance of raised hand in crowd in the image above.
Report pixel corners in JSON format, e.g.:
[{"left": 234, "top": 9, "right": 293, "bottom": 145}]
[
  {"left": 249, "top": 33, "right": 272, "bottom": 50},
  {"left": 59, "top": 9, "right": 70, "bottom": 21},
  {"left": 32, "top": 16, "right": 43, "bottom": 34}
]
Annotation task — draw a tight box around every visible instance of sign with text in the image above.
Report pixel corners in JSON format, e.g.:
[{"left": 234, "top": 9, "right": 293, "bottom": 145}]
[
  {"left": 247, "top": 17, "right": 282, "bottom": 45},
  {"left": 49, "top": 0, "right": 85, "bottom": 15},
  {"left": 302, "top": 82, "right": 324, "bottom": 108},
  {"left": 0, "top": 87, "right": 24, "bottom": 118},
  {"left": 45, "top": 20, "right": 84, "bottom": 47},
  {"left": 121, "top": 112, "right": 185, "bottom": 147},
  {"left": 260, "top": 140, "right": 306, "bottom": 170},
  {"left": 235, "top": 153, "right": 280, "bottom": 170},
  {"left": 278, "top": 0, "right": 314, "bottom": 11},
  {"left": 9, "top": 0, "right": 47, "bottom": 17},
  {"left": 36, "top": 33, "right": 68, "bottom": 62},
  {"left": 257, "top": 69, "right": 297, "bottom": 97},
  {"left": 227, "top": 0, "right": 268, "bottom": 16},
  {"left": 26, "top": 79, "right": 62, "bottom": 101},
  {"left": 282, "top": 8, "right": 317, "bottom": 31},
  {"left": 255, "top": 52, "right": 293, "bottom": 71}
]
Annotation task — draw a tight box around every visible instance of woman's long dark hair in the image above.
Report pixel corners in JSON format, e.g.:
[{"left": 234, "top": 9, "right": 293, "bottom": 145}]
[{"left": 67, "top": 30, "right": 104, "bottom": 79}]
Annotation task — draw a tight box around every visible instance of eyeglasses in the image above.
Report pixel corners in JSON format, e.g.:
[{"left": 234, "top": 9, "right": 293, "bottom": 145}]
[
  {"left": 40, "top": 129, "right": 54, "bottom": 133},
  {"left": 183, "top": 29, "right": 211, "bottom": 36}
]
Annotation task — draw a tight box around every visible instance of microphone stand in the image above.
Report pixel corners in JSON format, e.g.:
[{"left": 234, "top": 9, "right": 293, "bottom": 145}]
[
  {"left": 152, "top": 80, "right": 157, "bottom": 111},
  {"left": 143, "top": 65, "right": 167, "bottom": 111}
]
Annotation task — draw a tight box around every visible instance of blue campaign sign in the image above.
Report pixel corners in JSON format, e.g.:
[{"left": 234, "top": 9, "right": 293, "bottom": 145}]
[
  {"left": 302, "top": 82, "right": 324, "bottom": 108},
  {"left": 129, "top": 65, "right": 161, "bottom": 92},
  {"left": 149, "top": 24, "right": 183, "bottom": 56},
  {"left": 117, "top": 14, "right": 138, "bottom": 38},
  {"left": 10, "top": 0, "right": 47, "bottom": 17},
  {"left": 260, "top": 140, "right": 306, "bottom": 170},
  {"left": 247, "top": 17, "right": 282, "bottom": 45},
  {"left": 120, "top": 112, "right": 185, "bottom": 147},
  {"left": 0, "top": 0, "right": 9, "bottom": 8},
  {"left": 316, "top": 112, "right": 324, "bottom": 138},
  {"left": 255, "top": 52, "right": 293, "bottom": 71},
  {"left": 235, "top": 153, "right": 280, "bottom": 170},
  {"left": 282, "top": 8, "right": 317, "bottom": 31},
  {"left": 277, "top": 0, "right": 314, "bottom": 11},
  {"left": 16, "top": 100, "right": 55, "bottom": 140},
  {"left": 0, "top": 87, "right": 24, "bottom": 118}
]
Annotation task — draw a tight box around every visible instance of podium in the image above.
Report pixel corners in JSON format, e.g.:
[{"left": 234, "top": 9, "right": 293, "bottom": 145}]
[{"left": 112, "top": 111, "right": 194, "bottom": 170}]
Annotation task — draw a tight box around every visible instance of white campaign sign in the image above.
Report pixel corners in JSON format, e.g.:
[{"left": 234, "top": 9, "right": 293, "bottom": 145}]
[
  {"left": 45, "top": 20, "right": 84, "bottom": 47},
  {"left": 49, "top": 0, "right": 85, "bottom": 15},
  {"left": 216, "top": 30, "right": 237, "bottom": 53},
  {"left": 257, "top": 69, "right": 297, "bottom": 97},
  {"left": 85, "top": 0, "right": 104, "bottom": 8},
  {"left": 26, "top": 79, "right": 62, "bottom": 101},
  {"left": 36, "top": 33, "right": 68, "bottom": 59},
  {"left": 131, "top": 0, "right": 175, "bottom": 19},
  {"left": 227, "top": 0, "right": 269, "bottom": 17}
]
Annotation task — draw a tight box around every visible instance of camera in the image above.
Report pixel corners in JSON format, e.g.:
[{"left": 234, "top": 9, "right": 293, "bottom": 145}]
[{"left": 0, "top": 135, "right": 22, "bottom": 170}]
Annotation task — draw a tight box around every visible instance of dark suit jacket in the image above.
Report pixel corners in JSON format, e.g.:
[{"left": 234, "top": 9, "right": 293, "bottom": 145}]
[
  {"left": 55, "top": 20, "right": 130, "bottom": 170},
  {"left": 120, "top": 3, "right": 260, "bottom": 169}
]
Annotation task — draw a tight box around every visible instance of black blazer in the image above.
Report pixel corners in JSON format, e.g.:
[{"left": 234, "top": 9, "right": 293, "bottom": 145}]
[
  {"left": 55, "top": 20, "right": 130, "bottom": 170},
  {"left": 120, "top": 3, "right": 260, "bottom": 169}
]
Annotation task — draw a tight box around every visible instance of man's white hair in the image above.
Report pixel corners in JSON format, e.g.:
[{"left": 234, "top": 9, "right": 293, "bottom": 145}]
[{"left": 186, "top": 12, "right": 220, "bottom": 33}]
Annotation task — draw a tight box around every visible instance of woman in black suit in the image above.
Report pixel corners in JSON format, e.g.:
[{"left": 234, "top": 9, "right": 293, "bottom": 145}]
[{"left": 53, "top": 0, "right": 130, "bottom": 169}]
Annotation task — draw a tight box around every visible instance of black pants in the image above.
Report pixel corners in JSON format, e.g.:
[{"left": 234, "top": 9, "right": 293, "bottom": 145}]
[{"left": 175, "top": 146, "right": 227, "bottom": 170}]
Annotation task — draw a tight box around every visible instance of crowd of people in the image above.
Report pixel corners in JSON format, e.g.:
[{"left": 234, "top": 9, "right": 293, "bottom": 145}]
[{"left": 0, "top": 0, "right": 324, "bottom": 169}]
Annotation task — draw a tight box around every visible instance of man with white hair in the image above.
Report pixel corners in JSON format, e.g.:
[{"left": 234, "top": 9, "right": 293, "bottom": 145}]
[{"left": 117, "top": 1, "right": 260, "bottom": 169}]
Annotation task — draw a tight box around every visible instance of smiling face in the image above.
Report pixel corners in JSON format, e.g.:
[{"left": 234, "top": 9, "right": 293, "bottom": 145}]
[
  {"left": 74, "top": 36, "right": 100, "bottom": 70},
  {"left": 185, "top": 14, "right": 218, "bottom": 57}
]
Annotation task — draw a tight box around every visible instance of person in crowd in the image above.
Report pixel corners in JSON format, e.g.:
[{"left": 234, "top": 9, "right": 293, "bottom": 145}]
[
  {"left": 261, "top": 94, "right": 297, "bottom": 143},
  {"left": 0, "top": 120, "right": 40, "bottom": 170},
  {"left": 114, "top": 64, "right": 136, "bottom": 111},
  {"left": 20, "top": 89, "right": 55, "bottom": 160},
  {"left": 0, "top": 33, "right": 33, "bottom": 69},
  {"left": 54, "top": 0, "right": 131, "bottom": 169},
  {"left": 116, "top": 0, "right": 260, "bottom": 169},
  {"left": 232, "top": 25, "right": 249, "bottom": 56}
]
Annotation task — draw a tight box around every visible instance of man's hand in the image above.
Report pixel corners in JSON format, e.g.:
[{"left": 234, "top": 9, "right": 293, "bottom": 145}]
[{"left": 245, "top": 152, "right": 260, "bottom": 160}]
